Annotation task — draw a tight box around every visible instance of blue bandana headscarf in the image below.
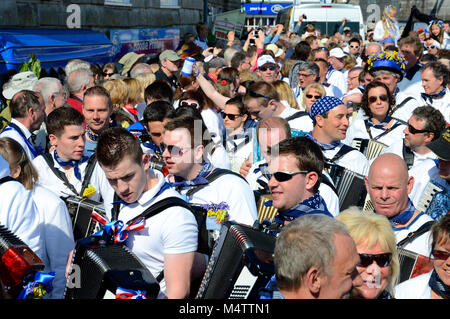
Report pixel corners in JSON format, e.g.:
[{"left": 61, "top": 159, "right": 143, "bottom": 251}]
[{"left": 309, "top": 96, "right": 345, "bottom": 120}]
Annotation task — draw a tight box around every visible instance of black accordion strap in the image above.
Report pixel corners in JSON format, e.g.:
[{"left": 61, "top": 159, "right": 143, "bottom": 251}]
[
  {"left": 328, "top": 144, "right": 356, "bottom": 163},
  {"left": 389, "top": 97, "right": 414, "bottom": 117},
  {"left": 397, "top": 220, "right": 435, "bottom": 248},
  {"left": 42, "top": 153, "right": 79, "bottom": 196},
  {"left": 402, "top": 142, "right": 415, "bottom": 170},
  {"left": 186, "top": 168, "right": 247, "bottom": 197},
  {"left": 321, "top": 173, "right": 338, "bottom": 196},
  {"left": 285, "top": 111, "right": 309, "bottom": 122},
  {"left": 0, "top": 176, "right": 16, "bottom": 185}
]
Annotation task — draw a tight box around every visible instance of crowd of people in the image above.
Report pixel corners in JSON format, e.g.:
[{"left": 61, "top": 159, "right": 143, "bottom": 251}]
[{"left": 0, "top": 4, "right": 448, "bottom": 300}]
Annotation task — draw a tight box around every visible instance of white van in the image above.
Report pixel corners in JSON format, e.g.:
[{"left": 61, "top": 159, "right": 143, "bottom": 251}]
[{"left": 276, "top": 1, "right": 365, "bottom": 40}]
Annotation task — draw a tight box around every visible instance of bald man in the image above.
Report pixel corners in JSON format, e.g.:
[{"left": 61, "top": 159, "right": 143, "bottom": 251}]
[{"left": 365, "top": 153, "right": 434, "bottom": 256}]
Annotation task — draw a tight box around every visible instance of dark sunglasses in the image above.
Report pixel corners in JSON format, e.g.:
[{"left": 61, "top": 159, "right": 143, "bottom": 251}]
[
  {"left": 432, "top": 250, "right": 450, "bottom": 260},
  {"left": 180, "top": 101, "right": 199, "bottom": 108},
  {"left": 259, "top": 65, "right": 276, "bottom": 72},
  {"left": 103, "top": 72, "right": 114, "bottom": 77},
  {"left": 358, "top": 253, "right": 392, "bottom": 267},
  {"left": 221, "top": 112, "right": 241, "bottom": 120},
  {"left": 368, "top": 94, "right": 388, "bottom": 104},
  {"left": 267, "top": 170, "right": 308, "bottom": 182},
  {"left": 160, "top": 143, "right": 189, "bottom": 157},
  {"left": 306, "top": 94, "right": 322, "bottom": 99},
  {"left": 248, "top": 90, "right": 273, "bottom": 100},
  {"left": 407, "top": 123, "right": 431, "bottom": 134}
]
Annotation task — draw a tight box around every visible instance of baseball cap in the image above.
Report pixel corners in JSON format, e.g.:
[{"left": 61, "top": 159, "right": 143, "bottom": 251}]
[
  {"left": 2, "top": 71, "right": 38, "bottom": 100},
  {"left": 159, "top": 50, "right": 181, "bottom": 62},
  {"left": 426, "top": 127, "right": 450, "bottom": 161},
  {"left": 257, "top": 55, "right": 276, "bottom": 67},
  {"left": 329, "top": 47, "right": 346, "bottom": 59}
]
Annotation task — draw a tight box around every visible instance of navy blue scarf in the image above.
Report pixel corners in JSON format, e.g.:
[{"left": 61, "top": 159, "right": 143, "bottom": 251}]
[
  {"left": 365, "top": 116, "right": 393, "bottom": 130},
  {"left": 306, "top": 131, "right": 341, "bottom": 151},
  {"left": 389, "top": 199, "right": 416, "bottom": 226},
  {"left": 421, "top": 87, "right": 447, "bottom": 104},
  {"left": 170, "top": 161, "right": 213, "bottom": 189},
  {"left": 429, "top": 269, "right": 450, "bottom": 299},
  {"left": 267, "top": 193, "right": 333, "bottom": 224},
  {"left": 53, "top": 150, "right": 89, "bottom": 181}
]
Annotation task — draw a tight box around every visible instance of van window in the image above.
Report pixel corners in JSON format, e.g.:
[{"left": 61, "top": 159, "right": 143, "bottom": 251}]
[{"left": 297, "top": 21, "right": 360, "bottom": 37}]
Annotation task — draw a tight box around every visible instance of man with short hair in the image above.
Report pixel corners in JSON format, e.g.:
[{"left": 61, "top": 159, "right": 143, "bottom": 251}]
[
  {"left": 32, "top": 106, "right": 114, "bottom": 214},
  {"left": 0, "top": 90, "right": 46, "bottom": 160},
  {"left": 96, "top": 127, "right": 200, "bottom": 299},
  {"left": 347, "top": 37, "right": 363, "bottom": 66},
  {"left": 365, "top": 153, "right": 434, "bottom": 256},
  {"left": 194, "top": 22, "right": 210, "bottom": 50},
  {"left": 327, "top": 47, "right": 348, "bottom": 94},
  {"left": 381, "top": 105, "right": 446, "bottom": 169},
  {"left": 397, "top": 36, "right": 425, "bottom": 95},
  {"left": 256, "top": 55, "right": 279, "bottom": 83},
  {"left": 130, "top": 63, "right": 153, "bottom": 78},
  {"left": 82, "top": 86, "right": 113, "bottom": 156},
  {"left": 290, "top": 61, "right": 320, "bottom": 103},
  {"left": 162, "top": 115, "right": 258, "bottom": 227},
  {"left": 313, "top": 58, "right": 343, "bottom": 99},
  {"left": 271, "top": 214, "right": 359, "bottom": 299},
  {"left": 66, "top": 68, "right": 95, "bottom": 114},
  {"left": 418, "top": 61, "right": 450, "bottom": 123},
  {"left": 144, "top": 80, "right": 174, "bottom": 106},
  {"left": 155, "top": 50, "right": 181, "bottom": 91}
]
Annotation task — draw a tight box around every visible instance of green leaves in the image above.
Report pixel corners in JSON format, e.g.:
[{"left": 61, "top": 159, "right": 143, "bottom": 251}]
[{"left": 18, "top": 53, "right": 41, "bottom": 79}]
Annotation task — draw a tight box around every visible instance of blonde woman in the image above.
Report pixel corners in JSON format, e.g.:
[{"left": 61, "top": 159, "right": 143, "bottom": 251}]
[
  {"left": 273, "top": 80, "right": 300, "bottom": 110},
  {"left": 102, "top": 79, "right": 134, "bottom": 128},
  {"left": 374, "top": 5, "right": 401, "bottom": 44},
  {"left": 337, "top": 207, "right": 400, "bottom": 299},
  {"left": 123, "top": 77, "right": 143, "bottom": 122},
  {"left": 301, "top": 82, "right": 326, "bottom": 112},
  {"left": 134, "top": 73, "right": 156, "bottom": 119}
]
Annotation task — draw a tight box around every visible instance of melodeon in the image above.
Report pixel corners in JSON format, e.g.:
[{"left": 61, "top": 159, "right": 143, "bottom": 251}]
[
  {"left": 327, "top": 164, "right": 367, "bottom": 211},
  {"left": 416, "top": 181, "right": 445, "bottom": 215},
  {"left": 352, "top": 138, "right": 388, "bottom": 161},
  {"left": 397, "top": 248, "right": 434, "bottom": 284},
  {"left": 65, "top": 196, "right": 108, "bottom": 241},
  {"left": 195, "top": 221, "right": 276, "bottom": 299}
]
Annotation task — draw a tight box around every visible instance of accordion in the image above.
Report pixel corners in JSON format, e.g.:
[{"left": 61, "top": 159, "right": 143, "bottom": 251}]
[
  {"left": 328, "top": 164, "right": 367, "bottom": 211},
  {"left": 256, "top": 194, "right": 278, "bottom": 223},
  {"left": 65, "top": 196, "right": 107, "bottom": 241},
  {"left": 416, "top": 181, "right": 447, "bottom": 219},
  {"left": 64, "top": 242, "right": 160, "bottom": 299},
  {"left": 196, "top": 221, "right": 276, "bottom": 299},
  {"left": 352, "top": 138, "right": 387, "bottom": 161},
  {"left": 397, "top": 248, "right": 434, "bottom": 284}
]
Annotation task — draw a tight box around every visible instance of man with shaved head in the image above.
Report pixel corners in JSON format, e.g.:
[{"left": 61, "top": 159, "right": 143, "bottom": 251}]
[{"left": 365, "top": 153, "right": 434, "bottom": 256}]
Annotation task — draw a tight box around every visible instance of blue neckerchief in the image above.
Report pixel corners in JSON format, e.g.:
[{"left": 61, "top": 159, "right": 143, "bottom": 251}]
[
  {"left": 389, "top": 199, "right": 416, "bottom": 226},
  {"left": 259, "top": 274, "right": 284, "bottom": 299},
  {"left": 3, "top": 124, "right": 38, "bottom": 158},
  {"left": 393, "top": 87, "right": 400, "bottom": 97},
  {"left": 421, "top": 87, "right": 447, "bottom": 104},
  {"left": 53, "top": 150, "right": 89, "bottom": 181},
  {"left": 225, "top": 130, "right": 251, "bottom": 153},
  {"left": 429, "top": 269, "right": 450, "bottom": 298},
  {"left": 306, "top": 131, "right": 341, "bottom": 151},
  {"left": 170, "top": 161, "right": 213, "bottom": 189},
  {"left": 365, "top": 116, "right": 393, "bottom": 130},
  {"left": 266, "top": 193, "right": 333, "bottom": 223}
]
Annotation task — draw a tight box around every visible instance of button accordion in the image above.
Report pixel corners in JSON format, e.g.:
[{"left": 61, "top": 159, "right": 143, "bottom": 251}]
[
  {"left": 352, "top": 138, "right": 388, "bottom": 161},
  {"left": 397, "top": 248, "right": 434, "bottom": 284},
  {"left": 195, "top": 221, "right": 276, "bottom": 299}
]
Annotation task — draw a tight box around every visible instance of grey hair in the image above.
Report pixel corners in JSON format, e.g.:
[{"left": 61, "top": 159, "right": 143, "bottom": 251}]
[
  {"left": 66, "top": 68, "right": 93, "bottom": 94},
  {"left": 64, "top": 59, "right": 91, "bottom": 78},
  {"left": 130, "top": 63, "right": 153, "bottom": 78},
  {"left": 274, "top": 214, "right": 350, "bottom": 292},
  {"left": 223, "top": 47, "right": 238, "bottom": 64},
  {"left": 298, "top": 61, "right": 320, "bottom": 79},
  {"left": 371, "top": 69, "right": 400, "bottom": 80},
  {"left": 33, "top": 77, "right": 62, "bottom": 104}
]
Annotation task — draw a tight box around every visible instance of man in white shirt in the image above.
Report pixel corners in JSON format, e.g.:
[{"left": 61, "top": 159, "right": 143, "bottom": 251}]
[
  {"left": 0, "top": 90, "right": 46, "bottom": 160},
  {"left": 365, "top": 153, "right": 434, "bottom": 256},
  {"left": 417, "top": 61, "right": 449, "bottom": 123},
  {"left": 96, "top": 127, "right": 199, "bottom": 299},
  {"left": 327, "top": 47, "right": 348, "bottom": 95},
  {"left": 162, "top": 115, "right": 258, "bottom": 227},
  {"left": 32, "top": 106, "right": 114, "bottom": 216}
]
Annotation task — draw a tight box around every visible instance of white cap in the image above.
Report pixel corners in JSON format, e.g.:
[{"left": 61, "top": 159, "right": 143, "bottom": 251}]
[
  {"left": 2, "top": 71, "right": 38, "bottom": 100},
  {"left": 257, "top": 55, "right": 276, "bottom": 67},
  {"left": 329, "top": 47, "right": 346, "bottom": 59},
  {"left": 0, "top": 154, "right": 10, "bottom": 179}
]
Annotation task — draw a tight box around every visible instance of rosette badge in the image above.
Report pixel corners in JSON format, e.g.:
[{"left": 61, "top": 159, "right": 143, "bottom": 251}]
[{"left": 367, "top": 50, "right": 406, "bottom": 81}]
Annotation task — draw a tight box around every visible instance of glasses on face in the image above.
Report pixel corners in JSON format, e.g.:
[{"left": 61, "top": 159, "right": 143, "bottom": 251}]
[
  {"left": 221, "top": 112, "right": 241, "bottom": 120},
  {"left": 368, "top": 94, "right": 388, "bottom": 104},
  {"left": 306, "top": 94, "right": 322, "bottom": 99},
  {"left": 358, "top": 253, "right": 392, "bottom": 267},
  {"left": 103, "top": 71, "right": 114, "bottom": 77},
  {"left": 267, "top": 170, "right": 308, "bottom": 182},
  {"left": 298, "top": 72, "right": 314, "bottom": 78},
  {"left": 407, "top": 123, "right": 431, "bottom": 134},
  {"left": 349, "top": 45, "right": 360, "bottom": 49},
  {"left": 160, "top": 142, "right": 190, "bottom": 157},
  {"left": 259, "top": 65, "right": 276, "bottom": 72},
  {"left": 180, "top": 101, "right": 199, "bottom": 108},
  {"left": 248, "top": 90, "right": 273, "bottom": 101},
  {"left": 425, "top": 45, "right": 437, "bottom": 50},
  {"left": 432, "top": 250, "right": 450, "bottom": 260}
]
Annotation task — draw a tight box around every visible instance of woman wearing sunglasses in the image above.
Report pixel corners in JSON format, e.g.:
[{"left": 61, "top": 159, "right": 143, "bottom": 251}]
[
  {"left": 343, "top": 81, "right": 406, "bottom": 159},
  {"left": 395, "top": 214, "right": 450, "bottom": 299},
  {"left": 337, "top": 207, "right": 400, "bottom": 299},
  {"left": 301, "top": 83, "right": 326, "bottom": 112}
]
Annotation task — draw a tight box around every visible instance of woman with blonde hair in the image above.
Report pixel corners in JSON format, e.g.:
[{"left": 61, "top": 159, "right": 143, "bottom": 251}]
[
  {"left": 374, "top": 5, "right": 401, "bottom": 44},
  {"left": 336, "top": 206, "right": 400, "bottom": 299},
  {"left": 0, "top": 137, "right": 74, "bottom": 299},
  {"left": 301, "top": 82, "right": 326, "bottom": 112},
  {"left": 272, "top": 80, "right": 300, "bottom": 109},
  {"left": 102, "top": 78, "right": 134, "bottom": 128},
  {"left": 123, "top": 77, "right": 143, "bottom": 122}
]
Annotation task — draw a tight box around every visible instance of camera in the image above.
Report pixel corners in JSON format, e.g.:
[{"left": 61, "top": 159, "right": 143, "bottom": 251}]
[{"left": 302, "top": 14, "right": 307, "bottom": 20}]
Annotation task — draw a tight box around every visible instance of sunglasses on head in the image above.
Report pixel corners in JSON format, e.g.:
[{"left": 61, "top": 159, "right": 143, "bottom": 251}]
[
  {"left": 432, "top": 250, "right": 450, "bottom": 260},
  {"left": 248, "top": 90, "right": 273, "bottom": 100},
  {"left": 306, "top": 94, "right": 322, "bottom": 99},
  {"left": 266, "top": 170, "right": 308, "bottom": 182},
  {"left": 368, "top": 94, "right": 388, "bottom": 104},
  {"left": 221, "top": 112, "right": 241, "bottom": 120},
  {"left": 259, "top": 65, "right": 276, "bottom": 72},
  {"left": 160, "top": 142, "right": 189, "bottom": 157},
  {"left": 358, "top": 253, "right": 392, "bottom": 267},
  {"left": 407, "top": 123, "right": 431, "bottom": 134},
  {"left": 180, "top": 101, "right": 199, "bottom": 108}
]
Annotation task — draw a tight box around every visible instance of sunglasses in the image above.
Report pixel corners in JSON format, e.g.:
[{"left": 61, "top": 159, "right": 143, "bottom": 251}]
[
  {"left": 407, "top": 123, "right": 431, "bottom": 134},
  {"left": 432, "top": 250, "right": 450, "bottom": 260},
  {"left": 349, "top": 45, "right": 360, "bottom": 49},
  {"left": 267, "top": 170, "right": 308, "bottom": 182},
  {"left": 425, "top": 45, "right": 437, "bottom": 50},
  {"left": 180, "top": 101, "right": 199, "bottom": 108},
  {"left": 221, "top": 112, "right": 241, "bottom": 120},
  {"left": 259, "top": 65, "right": 276, "bottom": 72},
  {"left": 160, "top": 143, "right": 190, "bottom": 157},
  {"left": 248, "top": 90, "right": 273, "bottom": 101},
  {"left": 103, "top": 72, "right": 114, "bottom": 77},
  {"left": 306, "top": 94, "right": 322, "bottom": 99},
  {"left": 358, "top": 253, "right": 392, "bottom": 267},
  {"left": 368, "top": 94, "right": 388, "bottom": 104}
]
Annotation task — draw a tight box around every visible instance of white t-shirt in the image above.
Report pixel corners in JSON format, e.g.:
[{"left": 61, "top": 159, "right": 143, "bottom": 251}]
[
  {"left": 323, "top": 144, "right": 369, "bottom": 177},
  {"left": 416, "top": 88, "right": 450, "bottom": 124},
  {"left": 326, "top": 68, "right": 347, "bottom": 96},
  {"left": 380, "top": 140, "right": 437, "bottom": 170},
  {"left": 394, "top": 212, "right": 433, "bottom": 257},
  {"left": 279, "top": 105, "right": 313, "bottom": 133},
  {"left": 117, "top": 169, "right": 198, "bottom": 299},
  {"left": 394, "top": 270, "right": 432, "bottom": 299}
]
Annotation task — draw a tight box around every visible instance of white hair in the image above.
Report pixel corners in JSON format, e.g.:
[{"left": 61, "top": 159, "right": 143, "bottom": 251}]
[
  {"left": 33, "top": 77, "right": 62, "bottom": 104},
  {"left": 67, "top": 68, "right": 93, "bottom": 94},
  {"left": 65, "top": 59, "right": 91, "bottom": 77},
  {"left": 129, "top": 63, "right": 153, "bottom": 78}
]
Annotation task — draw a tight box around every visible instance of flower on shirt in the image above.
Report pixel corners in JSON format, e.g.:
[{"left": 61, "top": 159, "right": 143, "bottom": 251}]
[
  {"left": 82, "top": 184, "right": 96, "bottom": 198},
  {"left": 201, "top": 202, "right": 230, "bottom": 224}
]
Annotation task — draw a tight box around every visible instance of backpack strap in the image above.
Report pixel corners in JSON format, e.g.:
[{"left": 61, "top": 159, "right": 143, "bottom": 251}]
[
  {"left": 285, "top": 111, "right": 309, "bottom": 122},
  {"left": 0, "top": 176, "right": 16, "bottom": 185},
  {"left": 397, "top": 220, "right": 435, "bottom": 248},
  {"left": 186, "top": 167, "right": 247, "bottom": 197}
]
